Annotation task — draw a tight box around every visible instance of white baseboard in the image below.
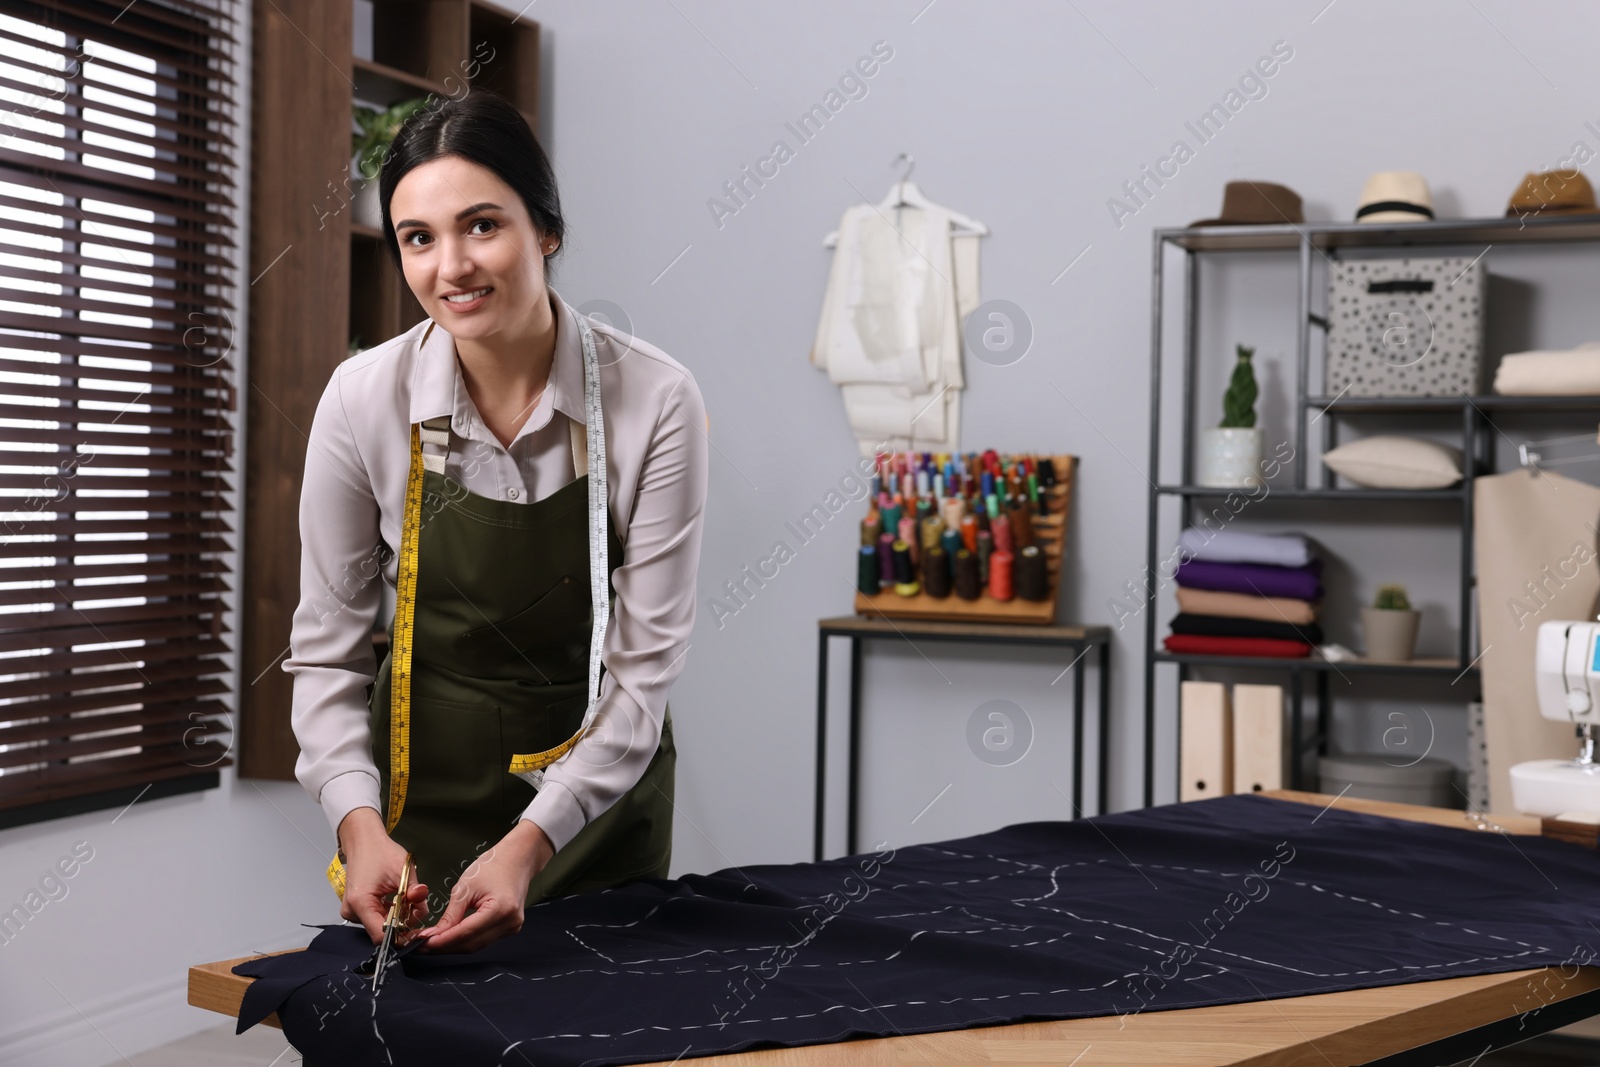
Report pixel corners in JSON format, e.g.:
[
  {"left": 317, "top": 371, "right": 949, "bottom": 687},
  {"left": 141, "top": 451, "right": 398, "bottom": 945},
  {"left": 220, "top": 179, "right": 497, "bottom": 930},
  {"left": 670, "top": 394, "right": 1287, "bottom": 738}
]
[{"left": 0, "top": 958, "right": 286, "bottom": 1067}]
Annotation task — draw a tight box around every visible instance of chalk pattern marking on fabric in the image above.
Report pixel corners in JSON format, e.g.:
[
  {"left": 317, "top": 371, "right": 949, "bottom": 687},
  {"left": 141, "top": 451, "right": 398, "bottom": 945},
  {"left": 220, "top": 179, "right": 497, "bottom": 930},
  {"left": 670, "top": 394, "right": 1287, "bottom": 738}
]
[
  {"left": 382, "top": 846, "right": 1555, "bottom": 1055},
  {"left": 238, "top": 795, "right": 1600, "bottom": 1067}
]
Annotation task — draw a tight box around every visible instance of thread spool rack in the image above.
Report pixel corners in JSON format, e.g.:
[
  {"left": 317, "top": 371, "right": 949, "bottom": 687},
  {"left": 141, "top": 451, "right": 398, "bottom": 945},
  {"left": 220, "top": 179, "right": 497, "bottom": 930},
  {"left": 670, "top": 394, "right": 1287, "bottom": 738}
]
[{"left": 853, "top": 454, "right": 1076, "bottom": 625}]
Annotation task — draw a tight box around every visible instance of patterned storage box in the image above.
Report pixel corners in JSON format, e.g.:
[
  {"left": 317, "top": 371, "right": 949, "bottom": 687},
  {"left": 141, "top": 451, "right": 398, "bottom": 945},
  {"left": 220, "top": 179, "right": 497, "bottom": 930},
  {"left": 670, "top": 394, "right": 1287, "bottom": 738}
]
[{"left": 1325, "top": 256, "right": 1486, "bottom": 397}]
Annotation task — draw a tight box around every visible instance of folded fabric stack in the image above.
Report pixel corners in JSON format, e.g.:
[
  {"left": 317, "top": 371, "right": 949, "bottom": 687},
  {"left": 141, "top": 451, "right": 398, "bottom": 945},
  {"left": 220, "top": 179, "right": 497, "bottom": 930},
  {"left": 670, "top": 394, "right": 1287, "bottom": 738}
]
[
  {"left": 1494, "top": 342, "right": 1600, "bottom": 396},
  {"left": 1164, "top": 528, "right": 1322, "bottom": 659}
]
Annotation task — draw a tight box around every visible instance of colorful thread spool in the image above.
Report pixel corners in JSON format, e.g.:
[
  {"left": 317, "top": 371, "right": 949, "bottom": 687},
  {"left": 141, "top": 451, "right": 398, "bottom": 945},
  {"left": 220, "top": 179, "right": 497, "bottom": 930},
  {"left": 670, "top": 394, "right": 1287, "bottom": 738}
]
[
  {"left": 877, "top": 532, "right": 896, "bottom": 587},
  {"left": 860, "top": 512, "right": 881, "bottom": 547},
  {"left": 857, "top": 545, "right": 881, "bottom": 595},
  {"left": 1016, "top": 544, "right": 1048, "bottom": 601},
  {"left": 988, "top": 549, "right": 1014, "bottom": 601},
  {"left": 891, "top": 539, "right": 920, "bottom": 596},
  {"left": 940, "top": 528, "right": 961, "bottom": 572},
  {"left": 1007, "top": 501, "right": 1034, "bottom": 548},
  {"left": 897, "top": 516, "right": 917, "bottom": 565},
  {"left": 941, "top": 496, "right": 964, "bottom": 533},
  {"left": 923, "top": 545, "right": 952, "bottom": 598},
  {"left": 953, "top": 548, "right": 981, "bottom": 600},
  {"left": 992, "top": 513, "right": 1013, "bottom": 555},
  {"left": 960, "top": 514, "right": 978, "bottom": 553}
]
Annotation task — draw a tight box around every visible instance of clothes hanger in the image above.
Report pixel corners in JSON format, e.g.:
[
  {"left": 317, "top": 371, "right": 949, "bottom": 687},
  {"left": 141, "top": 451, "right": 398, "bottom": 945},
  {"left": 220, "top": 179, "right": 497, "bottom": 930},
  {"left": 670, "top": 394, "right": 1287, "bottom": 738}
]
[
  {"left": 822, "top": 153, "right": 989, "bottom": 247},
  {"left": 1519, "top": 426, "right": 1600, "bottom": 475}
]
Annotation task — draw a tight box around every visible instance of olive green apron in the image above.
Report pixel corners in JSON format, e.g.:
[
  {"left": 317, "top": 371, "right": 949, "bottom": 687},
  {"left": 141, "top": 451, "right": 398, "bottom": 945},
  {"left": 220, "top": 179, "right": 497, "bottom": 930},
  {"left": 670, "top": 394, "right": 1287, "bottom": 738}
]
[{"left": 368, "top": 410, "right": 675, "bottom": 917}]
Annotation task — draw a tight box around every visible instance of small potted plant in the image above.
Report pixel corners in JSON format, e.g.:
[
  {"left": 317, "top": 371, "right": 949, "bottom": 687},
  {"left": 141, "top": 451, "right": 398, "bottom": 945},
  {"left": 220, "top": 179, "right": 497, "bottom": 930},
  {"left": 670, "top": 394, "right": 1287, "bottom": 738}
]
[
  {"left": 350, "top": 97, "right": 431, "bottom": 229},
  {"left": 1362, "top": 583, "right": 1421, "bottom": 662},
  {"left": 1198, "top": 344, "right": 1264, "bottom": 488}
]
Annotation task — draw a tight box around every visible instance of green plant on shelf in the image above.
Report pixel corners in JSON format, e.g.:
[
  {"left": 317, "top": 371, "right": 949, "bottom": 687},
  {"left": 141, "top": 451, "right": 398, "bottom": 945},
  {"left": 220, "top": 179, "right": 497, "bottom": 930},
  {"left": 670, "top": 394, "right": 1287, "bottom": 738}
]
[
  {"left": 1372, "top": 584, "right": 1411, "bottom": 611},
  {"left": 352, "top": 98, "right": 430, "bottom": 181},
  {"left": 1219, "top": 344, "right": 1258, "bottom": 428}
]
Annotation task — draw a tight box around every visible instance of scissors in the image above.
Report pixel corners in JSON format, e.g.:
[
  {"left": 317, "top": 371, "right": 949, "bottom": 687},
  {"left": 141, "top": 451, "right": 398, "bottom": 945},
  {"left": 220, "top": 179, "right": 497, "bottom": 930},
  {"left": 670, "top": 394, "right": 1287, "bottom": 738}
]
[{"left": 371, "top": 852, "right": 414, "bottom": 991}]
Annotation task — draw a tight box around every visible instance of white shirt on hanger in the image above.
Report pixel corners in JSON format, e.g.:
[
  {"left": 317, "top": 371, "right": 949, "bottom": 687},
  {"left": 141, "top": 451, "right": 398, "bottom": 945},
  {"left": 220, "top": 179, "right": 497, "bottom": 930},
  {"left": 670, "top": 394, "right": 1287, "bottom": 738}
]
[{"left": 811, "top": 195, "right": 983, "bottom": 454}]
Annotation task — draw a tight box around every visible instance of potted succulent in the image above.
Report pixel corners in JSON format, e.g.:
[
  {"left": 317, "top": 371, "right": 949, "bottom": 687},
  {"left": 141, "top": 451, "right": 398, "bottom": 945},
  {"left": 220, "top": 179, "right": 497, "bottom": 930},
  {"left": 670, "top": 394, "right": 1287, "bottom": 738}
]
[
  {"left": 1198, "top": 344, "right": 1264, "bottom": 488},
  {"left": 1362, "top": 584, "right": 1421, "bottom": 662},
  {"left": 350, "top": 98, "right": 430, "bottom": 229}
]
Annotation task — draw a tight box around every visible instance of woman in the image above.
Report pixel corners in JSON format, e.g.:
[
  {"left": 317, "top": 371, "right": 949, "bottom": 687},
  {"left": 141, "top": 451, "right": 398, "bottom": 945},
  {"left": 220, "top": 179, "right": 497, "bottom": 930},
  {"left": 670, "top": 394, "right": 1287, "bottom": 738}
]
[{"left": 284, "top": 90, "right": 708, "bottom": 955}]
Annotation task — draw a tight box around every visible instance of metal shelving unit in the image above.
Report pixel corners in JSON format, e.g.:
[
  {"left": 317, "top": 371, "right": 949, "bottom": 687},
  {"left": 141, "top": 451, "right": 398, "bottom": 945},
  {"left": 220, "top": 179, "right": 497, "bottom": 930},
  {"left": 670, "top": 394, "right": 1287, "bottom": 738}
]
[{"left": 1142, "top": 214, "right": 1600, "bottom": 807}]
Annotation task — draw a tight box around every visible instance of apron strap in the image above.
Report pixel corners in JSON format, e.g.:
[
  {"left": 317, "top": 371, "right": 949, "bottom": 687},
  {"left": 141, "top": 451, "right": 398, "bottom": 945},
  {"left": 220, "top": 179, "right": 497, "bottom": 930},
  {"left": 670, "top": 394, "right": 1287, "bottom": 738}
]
[
  {"left": 569, "top": 412, "right": 586, "bottom": 481},
  {"left": 419, "top": 415, "right": 451, "bottom": 474}
]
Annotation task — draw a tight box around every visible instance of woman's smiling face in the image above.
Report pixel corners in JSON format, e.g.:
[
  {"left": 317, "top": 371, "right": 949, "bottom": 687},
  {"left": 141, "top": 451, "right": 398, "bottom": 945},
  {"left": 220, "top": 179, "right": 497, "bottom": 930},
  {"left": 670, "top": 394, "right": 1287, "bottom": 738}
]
[{"left": 390, "top": 155, "right": 556, "bottom": 338}]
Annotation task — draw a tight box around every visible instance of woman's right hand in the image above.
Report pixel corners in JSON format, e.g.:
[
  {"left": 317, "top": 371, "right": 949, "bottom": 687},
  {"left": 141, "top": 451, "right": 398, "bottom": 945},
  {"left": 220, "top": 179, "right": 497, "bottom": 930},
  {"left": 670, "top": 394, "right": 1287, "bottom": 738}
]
[{"left": 337, "top": 807, "right": 430, "bottom": 943}]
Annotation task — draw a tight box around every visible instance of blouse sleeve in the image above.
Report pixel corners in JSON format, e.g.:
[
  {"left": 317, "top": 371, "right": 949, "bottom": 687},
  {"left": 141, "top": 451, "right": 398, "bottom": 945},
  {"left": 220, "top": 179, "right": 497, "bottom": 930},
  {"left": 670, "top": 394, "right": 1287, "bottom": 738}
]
[
  {"left": 517, "top": 369, "right": 709, "bottom": 853},
  {"left": 283, "top": 364, "right": 388, "bottom": 837}
]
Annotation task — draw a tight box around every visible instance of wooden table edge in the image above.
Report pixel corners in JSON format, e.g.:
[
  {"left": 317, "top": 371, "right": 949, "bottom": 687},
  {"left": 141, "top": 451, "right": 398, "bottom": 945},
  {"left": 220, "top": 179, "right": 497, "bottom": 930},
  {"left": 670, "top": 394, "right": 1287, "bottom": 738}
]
[
  {"left": 188, "top": 950, "right": 298, "bottom": 1030},
  {"left": 187, "top": 791, "right": 1596, "bottom": 1064}
]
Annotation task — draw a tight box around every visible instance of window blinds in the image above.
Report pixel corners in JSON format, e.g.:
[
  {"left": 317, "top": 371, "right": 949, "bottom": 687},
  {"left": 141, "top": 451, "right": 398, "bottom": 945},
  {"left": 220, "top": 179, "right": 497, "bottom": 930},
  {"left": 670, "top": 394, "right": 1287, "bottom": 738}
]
[{"left": 0, "top": 0, "right": 240, "bottom": 823}]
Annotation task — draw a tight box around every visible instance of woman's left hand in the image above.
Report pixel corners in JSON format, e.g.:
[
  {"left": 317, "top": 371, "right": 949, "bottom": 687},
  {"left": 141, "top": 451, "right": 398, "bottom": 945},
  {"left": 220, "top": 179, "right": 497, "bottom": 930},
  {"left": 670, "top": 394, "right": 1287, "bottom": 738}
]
[{"left": 412, "top": 820, "right": 554, "bottom": 954}]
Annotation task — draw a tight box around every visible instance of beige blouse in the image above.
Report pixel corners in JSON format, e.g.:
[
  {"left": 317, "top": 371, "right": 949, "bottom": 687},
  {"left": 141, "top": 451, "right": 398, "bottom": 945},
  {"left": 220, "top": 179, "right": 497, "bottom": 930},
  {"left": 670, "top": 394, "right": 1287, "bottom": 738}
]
[{"left": 283, "top": 286, "right": 708, "bottom": 855}]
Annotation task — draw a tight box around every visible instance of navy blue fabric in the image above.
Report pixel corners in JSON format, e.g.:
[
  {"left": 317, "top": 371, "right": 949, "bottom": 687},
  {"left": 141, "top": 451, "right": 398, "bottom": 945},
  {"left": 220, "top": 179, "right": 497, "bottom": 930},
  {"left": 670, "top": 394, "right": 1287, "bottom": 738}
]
[{"left": 234, "top": 795, "right": 1600, "bottom": 1067}]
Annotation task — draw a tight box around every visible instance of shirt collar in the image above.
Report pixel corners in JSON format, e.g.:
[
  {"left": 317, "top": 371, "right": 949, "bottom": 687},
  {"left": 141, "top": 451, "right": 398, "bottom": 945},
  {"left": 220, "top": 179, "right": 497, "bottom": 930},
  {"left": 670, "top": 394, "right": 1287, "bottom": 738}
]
[{"left": 408, "top": 284, "right": 587, "bottom": 436}]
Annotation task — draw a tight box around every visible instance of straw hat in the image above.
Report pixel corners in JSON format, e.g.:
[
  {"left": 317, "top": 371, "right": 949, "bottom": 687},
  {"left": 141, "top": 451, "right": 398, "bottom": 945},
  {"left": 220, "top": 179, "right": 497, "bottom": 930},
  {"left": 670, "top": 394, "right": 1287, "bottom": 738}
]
[
  {"left": 1354, "top": 171, "right": 1435, "bottom": 224},
  {"left": 1190, "top": 181, "right": 1304, "bottom": 227},
  {"left": 1506, "top": 169, "right": 1600, "bottom": 217}
]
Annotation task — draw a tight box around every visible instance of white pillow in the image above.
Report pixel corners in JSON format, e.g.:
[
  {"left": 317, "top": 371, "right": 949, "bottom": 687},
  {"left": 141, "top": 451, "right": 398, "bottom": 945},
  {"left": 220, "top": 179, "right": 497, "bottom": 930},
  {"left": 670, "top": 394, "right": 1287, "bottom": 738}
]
[{"left": 1322, "top": 436, "right": 1462, "bottom": 489}]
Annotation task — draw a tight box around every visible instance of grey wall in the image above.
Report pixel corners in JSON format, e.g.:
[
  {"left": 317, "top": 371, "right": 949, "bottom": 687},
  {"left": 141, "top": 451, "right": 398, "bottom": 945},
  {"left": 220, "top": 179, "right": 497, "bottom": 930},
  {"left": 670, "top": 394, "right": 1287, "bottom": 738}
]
[
  {"left": 524, "top": 0, "right": 1600, "bottom": 874},
  {"left": 9, "top": 4, "right": 1600, "bottom": 1063}
]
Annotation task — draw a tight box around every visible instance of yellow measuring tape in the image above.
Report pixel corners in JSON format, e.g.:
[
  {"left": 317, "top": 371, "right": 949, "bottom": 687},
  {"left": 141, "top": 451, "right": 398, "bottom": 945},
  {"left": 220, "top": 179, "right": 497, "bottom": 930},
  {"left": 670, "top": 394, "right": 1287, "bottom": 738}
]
[
  {"left": 326, "top": 423, "right": 425, "bottom": 899},
  {"left": 325, "top": 415, "right": 596, "bottom": 899}
]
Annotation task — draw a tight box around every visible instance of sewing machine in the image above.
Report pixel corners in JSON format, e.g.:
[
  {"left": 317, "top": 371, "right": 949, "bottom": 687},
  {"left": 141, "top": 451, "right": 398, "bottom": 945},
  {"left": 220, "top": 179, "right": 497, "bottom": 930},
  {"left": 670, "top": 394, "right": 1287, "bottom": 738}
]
[{"left": 1511, "top": 620, "right": 1600, "bottom": 817}]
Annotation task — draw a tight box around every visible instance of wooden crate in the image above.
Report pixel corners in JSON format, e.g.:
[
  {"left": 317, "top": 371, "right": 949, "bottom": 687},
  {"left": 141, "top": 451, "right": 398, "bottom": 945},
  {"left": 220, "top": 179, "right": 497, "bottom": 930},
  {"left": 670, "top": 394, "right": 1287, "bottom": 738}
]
[{"left": 853, "top": 455, "right": 1075, "bottom": 625}]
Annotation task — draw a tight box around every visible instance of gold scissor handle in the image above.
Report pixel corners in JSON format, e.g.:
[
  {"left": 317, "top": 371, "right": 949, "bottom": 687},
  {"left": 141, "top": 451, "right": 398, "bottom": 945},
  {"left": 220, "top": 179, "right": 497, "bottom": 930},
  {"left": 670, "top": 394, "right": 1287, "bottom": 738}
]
[{"left": 372, "top": 852, "right": 414, "bottom": 990}]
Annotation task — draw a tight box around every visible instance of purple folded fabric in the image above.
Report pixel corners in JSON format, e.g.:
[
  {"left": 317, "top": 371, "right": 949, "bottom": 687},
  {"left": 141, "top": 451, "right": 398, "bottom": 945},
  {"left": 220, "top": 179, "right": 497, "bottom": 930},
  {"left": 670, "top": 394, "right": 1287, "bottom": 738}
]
[{"left": 1176, "top": 558, "right": 1324, "bottom": 601}]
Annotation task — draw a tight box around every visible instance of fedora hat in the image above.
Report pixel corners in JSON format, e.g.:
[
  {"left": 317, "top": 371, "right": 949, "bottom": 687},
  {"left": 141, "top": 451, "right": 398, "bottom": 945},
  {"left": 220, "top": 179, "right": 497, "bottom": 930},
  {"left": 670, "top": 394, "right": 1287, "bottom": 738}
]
[
  {"left": 1190, "top": 180, "right": 1304, "bottom": 227},
  {"left": 1506, "top": 169, "right": 1600, "bottom": 217},
  {"left": 1354, "top": 171, "right": 1434, "bottom": 223}
]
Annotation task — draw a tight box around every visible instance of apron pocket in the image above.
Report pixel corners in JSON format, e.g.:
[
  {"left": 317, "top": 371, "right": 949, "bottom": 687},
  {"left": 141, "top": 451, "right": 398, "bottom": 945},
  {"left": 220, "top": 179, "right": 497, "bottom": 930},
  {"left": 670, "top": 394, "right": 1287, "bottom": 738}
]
[
  {"left": 401, "top": 697, "right": 503, "bottom": 814},
  {"left": 463, "top": 574, "right": 586, "bottom": 644},
  {"left": 456, "top": 576, "right": 593, "bottom": 678}
]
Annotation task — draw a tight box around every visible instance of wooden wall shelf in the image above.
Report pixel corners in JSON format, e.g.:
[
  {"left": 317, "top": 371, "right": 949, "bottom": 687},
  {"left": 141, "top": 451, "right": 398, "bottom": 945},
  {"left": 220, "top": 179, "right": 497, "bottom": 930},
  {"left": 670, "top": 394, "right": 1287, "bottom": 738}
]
[
  {"left": 242, "top": 0, "right": 542, "bottom": 778},
  {"left": 353, "top": 55, "right": 449, "bottom": 103}
]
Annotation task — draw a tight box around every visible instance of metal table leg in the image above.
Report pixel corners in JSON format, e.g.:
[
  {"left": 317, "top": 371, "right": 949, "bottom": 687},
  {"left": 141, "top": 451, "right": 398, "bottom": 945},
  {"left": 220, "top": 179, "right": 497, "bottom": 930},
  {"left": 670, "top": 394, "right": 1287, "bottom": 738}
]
[
  {"left": 846, "top": 636, "right": 862, "bottom": 857},
  {"left": 1317, "top": 670, "right": 1331, "bottom": 759},
  {"left": 1072, "top": 641, "right": 1086, "bottom": 816},
  {"left": 1289, "top": 671, "right": 1305, "bottom": 790},
  {"left": 1098, "top": 639, "right": 1111, "bottom": 815},
  {"left": 814, "top": 630, "right": 829, "bottom": 862}
]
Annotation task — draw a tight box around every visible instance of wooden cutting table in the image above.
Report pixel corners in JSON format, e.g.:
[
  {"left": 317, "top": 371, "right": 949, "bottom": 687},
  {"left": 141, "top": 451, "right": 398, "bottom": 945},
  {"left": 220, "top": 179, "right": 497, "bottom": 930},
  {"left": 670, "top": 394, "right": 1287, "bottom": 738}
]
[{"left": 190, "top": 790, "right": 1600, "bottom": 1066}]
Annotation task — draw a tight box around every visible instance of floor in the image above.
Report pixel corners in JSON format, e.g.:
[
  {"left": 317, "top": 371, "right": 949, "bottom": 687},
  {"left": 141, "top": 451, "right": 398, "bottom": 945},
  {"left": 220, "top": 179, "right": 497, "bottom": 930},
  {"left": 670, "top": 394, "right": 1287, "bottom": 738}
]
[
  {"left": 133, "top": 1022, "right": 1600, "bottom": 1066},
  {"left": 129, "top": 1023, "right": 296, "bottom": 1066}
]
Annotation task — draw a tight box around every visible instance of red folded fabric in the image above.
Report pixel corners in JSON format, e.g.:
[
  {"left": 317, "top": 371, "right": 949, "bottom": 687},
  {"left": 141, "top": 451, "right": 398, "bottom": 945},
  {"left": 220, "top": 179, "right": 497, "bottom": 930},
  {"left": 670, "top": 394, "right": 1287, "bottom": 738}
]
[{"left": 1163, "top": 633, "right": 1312, "bottom": 659}]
